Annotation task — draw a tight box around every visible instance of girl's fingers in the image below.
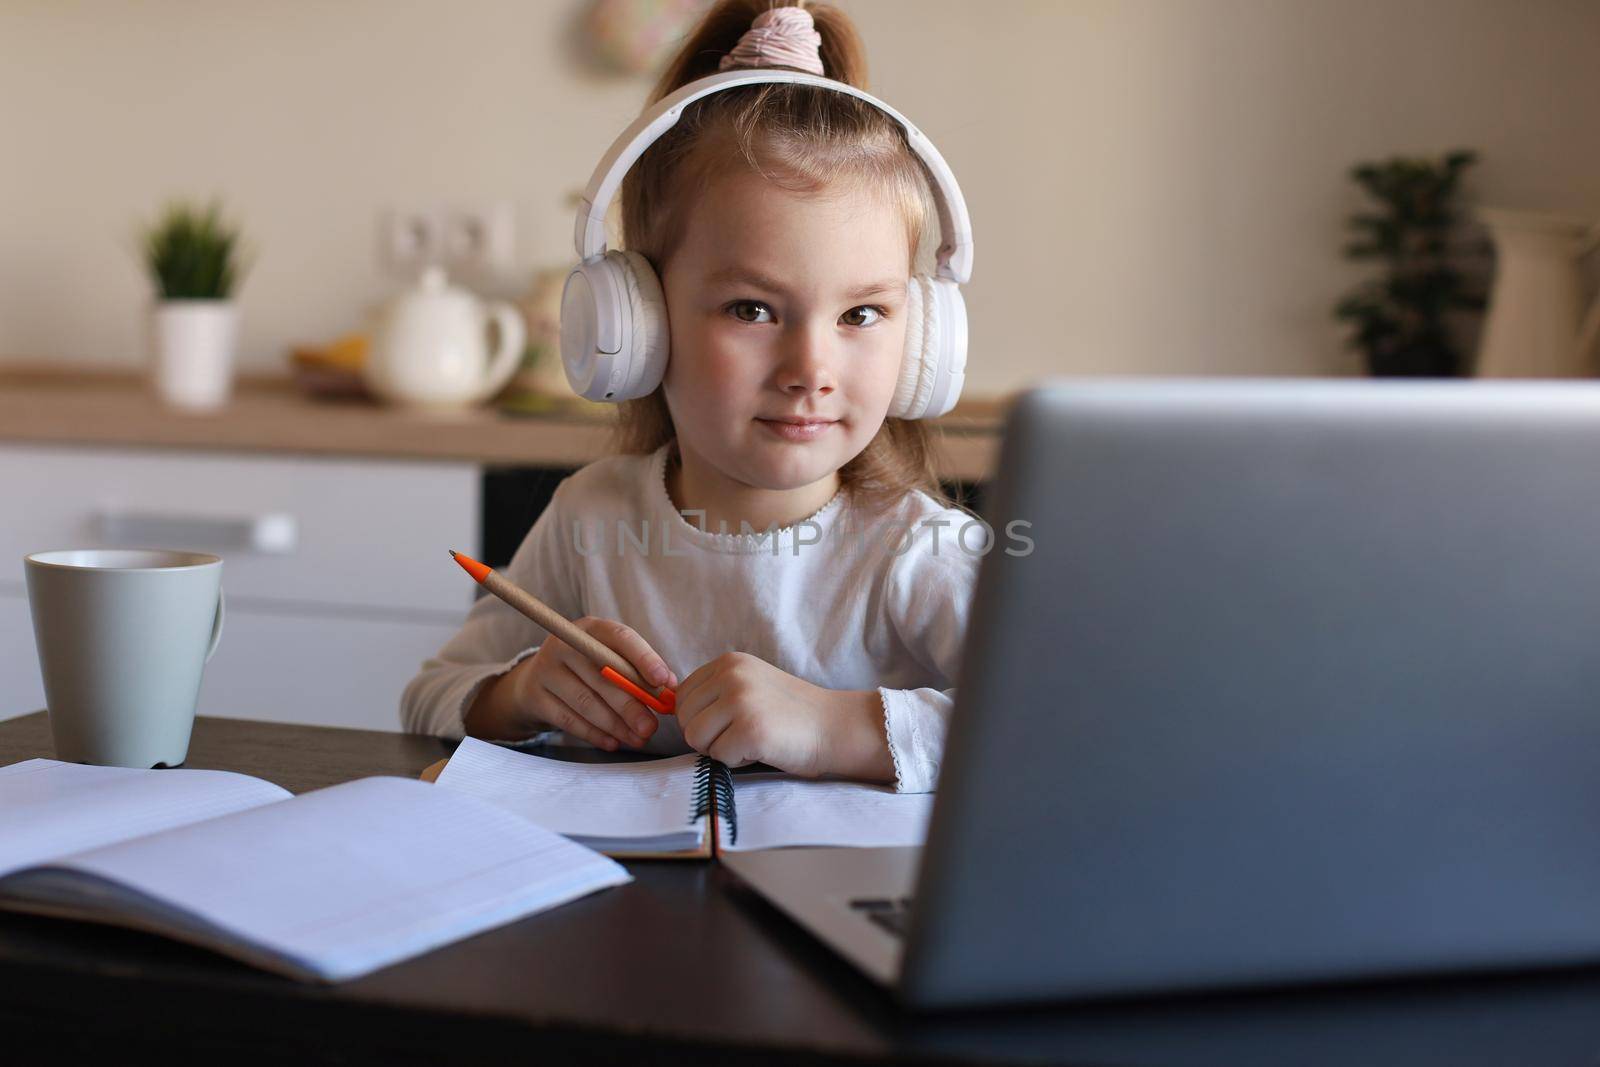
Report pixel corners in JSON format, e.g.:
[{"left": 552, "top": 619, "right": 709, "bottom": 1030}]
[
  {"left": 681, "top": 697, "right": 734, "bottom": 756},
  {"left": 541, "top": 662, "right": 647, "bottom": 749},
  {"left": 581, "top": 617, "right": 677, "bottom": 689},
  {"left": 530, "top": 684, "right": 617, "bottom": 752},
  {"left": 561, "top": 647, "right": 658, "bottom": 741},
  {"left": 674, "top": 660, "right": 709, "bottom": 704},
  {"left": 671, "top": 669, "right": 719, "bottom": 731},
  {"left": 707, "top": 729, "right": 756, "bottom": 769}
]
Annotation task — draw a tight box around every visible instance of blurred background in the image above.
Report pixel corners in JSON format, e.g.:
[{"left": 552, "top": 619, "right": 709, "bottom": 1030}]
[{"left": 3, "top": 0, "right": 1598, "bottom": 731}]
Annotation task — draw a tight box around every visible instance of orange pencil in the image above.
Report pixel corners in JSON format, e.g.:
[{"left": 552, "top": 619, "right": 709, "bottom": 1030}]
[{"left": 449, "top": 550, "right": 676, "bottom": 715}]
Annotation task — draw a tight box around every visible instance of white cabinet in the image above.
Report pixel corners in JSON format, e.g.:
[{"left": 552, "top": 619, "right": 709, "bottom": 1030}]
[
  {"left": 194, "top": 608, "right": 465, "bottom": 731},
  {"left": 1, "top": 444, "right": 478, "bottom": 731},
  {"left": 0, "top": 592, "right": 44, "bottom": 720}
]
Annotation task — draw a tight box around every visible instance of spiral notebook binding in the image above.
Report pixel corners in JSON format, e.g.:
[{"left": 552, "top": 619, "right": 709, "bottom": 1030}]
[{"left": 690, "top": 755, "right": 738, "bottom": 846}]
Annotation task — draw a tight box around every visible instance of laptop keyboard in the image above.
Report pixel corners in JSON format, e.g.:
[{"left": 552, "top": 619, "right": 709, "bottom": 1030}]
[{"left": 850, "top": 896, "right": 914, "bottom": 938}]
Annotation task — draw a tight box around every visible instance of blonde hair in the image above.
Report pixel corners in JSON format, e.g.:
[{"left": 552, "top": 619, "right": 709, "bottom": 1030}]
[{"left": 612, "top": 0, "right": 956, "bottom": 514}]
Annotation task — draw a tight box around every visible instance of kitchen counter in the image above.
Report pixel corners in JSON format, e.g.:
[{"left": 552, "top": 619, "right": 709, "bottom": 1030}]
[{"left": 0, "top": 366, "right": 1005, "bottom": 481}]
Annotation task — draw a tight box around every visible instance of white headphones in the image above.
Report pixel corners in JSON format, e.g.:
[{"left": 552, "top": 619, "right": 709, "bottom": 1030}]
[{"left": 560, "top": 69, "right": 974, "bottom": 420}]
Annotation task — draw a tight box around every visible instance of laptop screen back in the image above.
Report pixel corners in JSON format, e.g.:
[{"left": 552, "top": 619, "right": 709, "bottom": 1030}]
[{"left": 902, "top": 381, "right": 1600, "bottom": 1008}]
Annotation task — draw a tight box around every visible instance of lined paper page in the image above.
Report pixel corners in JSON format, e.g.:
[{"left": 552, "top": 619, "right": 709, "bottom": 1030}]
[
  {"left": 723, "top": 774, "right": 935, "bottom": 852},
  {"left": 436, "top": 737, "right": 703, "bottom": 847},
  {"left": 0, "top": 759, "right": 290, "bottom": 877},
  {"left": 42, "top": 776, "right": 630, "bottom": 982}
]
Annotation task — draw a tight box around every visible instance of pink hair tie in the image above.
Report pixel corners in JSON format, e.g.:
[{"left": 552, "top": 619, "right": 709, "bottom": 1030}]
[{"left": 718, "top": 6, "right": 825, "bottom": 77}]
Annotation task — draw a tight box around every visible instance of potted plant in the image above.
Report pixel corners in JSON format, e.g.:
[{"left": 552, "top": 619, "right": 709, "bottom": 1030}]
[
  {"left": 141, "top": 200, "right": 248, "bottom": 410},
  {"left": 1333, "top": 150, "right": 1487, "bottom": 377}
]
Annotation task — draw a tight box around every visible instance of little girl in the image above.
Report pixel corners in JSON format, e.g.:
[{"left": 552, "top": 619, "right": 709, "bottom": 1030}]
[{"left": 401, "top": 0, "right": 977, "bottom": 794}]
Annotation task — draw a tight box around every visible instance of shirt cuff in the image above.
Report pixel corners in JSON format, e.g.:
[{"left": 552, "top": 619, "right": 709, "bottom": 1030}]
[
  {"left": 877, "top": 686, "right": 951, "bottom": 794},
  {"left": 447, "top": 645, "right": 543, "bottom": 740}
]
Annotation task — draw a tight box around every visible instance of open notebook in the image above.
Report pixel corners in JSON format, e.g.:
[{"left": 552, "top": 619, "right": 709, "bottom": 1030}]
[
  {"left": 435, "top": 736, "right": 935, "bottom": 858},
  {"left": 0, "top": 758, "right": 630, "bottom": 982}
]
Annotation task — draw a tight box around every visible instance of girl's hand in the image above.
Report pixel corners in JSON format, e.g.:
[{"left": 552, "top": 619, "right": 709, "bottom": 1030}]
[
  {"left": 465, "top": 618, "right": 676, "bottom": 751},
  {"left": 673, "top": 652, "right": 895, "bottom": 782}
]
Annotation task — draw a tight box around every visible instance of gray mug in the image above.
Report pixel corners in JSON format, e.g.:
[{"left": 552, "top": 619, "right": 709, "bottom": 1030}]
[{"left": 24, "top": 549, "right": 225, "bottom": 768}]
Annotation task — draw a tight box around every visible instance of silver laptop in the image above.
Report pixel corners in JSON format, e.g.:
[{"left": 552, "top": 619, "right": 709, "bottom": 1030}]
[{"left": 722, "top": 379, "right": 1600, "bottom": 1010}]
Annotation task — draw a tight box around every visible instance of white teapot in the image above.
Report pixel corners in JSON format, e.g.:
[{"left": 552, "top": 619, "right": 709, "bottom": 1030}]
[{"left": 365, "top": 267, "right": 526, "bottom": 408}]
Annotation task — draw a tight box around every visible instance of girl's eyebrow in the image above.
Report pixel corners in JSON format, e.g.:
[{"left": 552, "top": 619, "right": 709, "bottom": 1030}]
[
  {"left": 846, "top": 279, "right": 908, "bottom": 300},
  {"left": 706, "top": 266, "right": 905, "bottom": 301}
]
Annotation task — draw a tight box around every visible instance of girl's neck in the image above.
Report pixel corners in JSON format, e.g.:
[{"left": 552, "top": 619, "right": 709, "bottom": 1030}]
[{"left": 666, "top": 440, "right": 841, "bottom": 534}]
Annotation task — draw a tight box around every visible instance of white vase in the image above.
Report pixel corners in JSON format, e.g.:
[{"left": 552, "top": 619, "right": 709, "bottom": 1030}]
[
  {"left": 150, "top": 300, "right": 240, "bottom": 410},
  {"left": 1475, "top": 208, "right": 1600, "bottom": 378}
]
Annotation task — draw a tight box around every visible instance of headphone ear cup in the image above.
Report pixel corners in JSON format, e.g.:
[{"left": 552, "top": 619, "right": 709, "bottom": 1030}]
[
  {"left": 559, "top": 250, "right": 670, "bottom": 402},
  {"left": 614, "top": 250, "right": 669, "bottom": 400},
  {"left": 889, "top": 276, "right": 967, "bottom": 420},
  {"left": 889, "top": 276, "right": 930, "bottom": 420},
  {"left": 923, "top": 276, "right": 967, "bottom": 418}
]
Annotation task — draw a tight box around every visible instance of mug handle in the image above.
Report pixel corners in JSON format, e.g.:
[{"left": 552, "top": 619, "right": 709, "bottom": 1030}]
[{"left": 206, "top": 587, "right": 226, "bottom": 663}]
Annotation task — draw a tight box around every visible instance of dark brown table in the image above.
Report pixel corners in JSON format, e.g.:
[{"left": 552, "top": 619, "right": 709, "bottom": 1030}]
[{"left": 7, "top": 711, "right": 1600, "bottom": 1066}]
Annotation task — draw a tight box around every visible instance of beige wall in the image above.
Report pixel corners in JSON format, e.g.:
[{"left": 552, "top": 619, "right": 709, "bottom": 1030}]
[{"left": 3, "top": 0, "right": 1598, "bottom": 396}]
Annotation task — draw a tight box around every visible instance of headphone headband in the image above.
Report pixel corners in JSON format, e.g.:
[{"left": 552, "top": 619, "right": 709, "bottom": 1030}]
[{"left": 571, "top": 69, "right": 973, "bottom": 285}]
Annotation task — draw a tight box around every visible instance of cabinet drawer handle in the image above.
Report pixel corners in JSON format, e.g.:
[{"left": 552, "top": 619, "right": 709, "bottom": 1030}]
[{"left": 96, "top": 510, "right": 298, "bottom": 555}]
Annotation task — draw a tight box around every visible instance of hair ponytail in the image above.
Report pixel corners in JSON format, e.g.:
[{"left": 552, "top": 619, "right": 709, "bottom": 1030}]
[{"left": 648, "top": 1, "right": 868, "bottom": 102}]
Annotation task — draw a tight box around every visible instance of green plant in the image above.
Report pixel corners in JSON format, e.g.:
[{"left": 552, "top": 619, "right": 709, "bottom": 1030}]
[
  {"left": 141, "top": 200, "right": 246, "bottom": 300},
  {"left": 1333, "top": 150, "right": 1486, "bottom": 377}
]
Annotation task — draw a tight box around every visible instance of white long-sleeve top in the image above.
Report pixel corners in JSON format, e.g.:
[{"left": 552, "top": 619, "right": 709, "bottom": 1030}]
[{"left": 400, "top": 444, "right": 979, "bottom": 793}]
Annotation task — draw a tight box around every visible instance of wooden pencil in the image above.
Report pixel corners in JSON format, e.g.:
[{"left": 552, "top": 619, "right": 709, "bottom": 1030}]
[{"left": 448, "top": 549, "right": 675, "bottom": 712}]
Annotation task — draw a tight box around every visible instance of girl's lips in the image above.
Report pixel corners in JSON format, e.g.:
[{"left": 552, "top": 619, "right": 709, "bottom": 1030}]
[{"left": 757, "top": 417, "right": 837, "bottom": 442}]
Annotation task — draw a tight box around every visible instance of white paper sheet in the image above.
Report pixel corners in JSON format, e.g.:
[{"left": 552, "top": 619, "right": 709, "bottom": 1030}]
[
  {"left": 725, "top": 774, "right": 935, "bottom": 852},
  {"left": 0, "top": 759, "right": 290, "bottom": 877},
  {"left": 433, "top": 738, "right": 932, "bottom": 854},
  {"left": 436, "top": 738, "right": 705, "bottom": 849},
  {"left": 44, "top": 776, "right": 631, "bottom": 981}
]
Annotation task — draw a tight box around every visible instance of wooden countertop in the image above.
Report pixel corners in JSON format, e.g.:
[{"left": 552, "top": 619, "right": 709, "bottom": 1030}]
[{"left": 0, "top": 367, "right": 1006, "bottom": 481}]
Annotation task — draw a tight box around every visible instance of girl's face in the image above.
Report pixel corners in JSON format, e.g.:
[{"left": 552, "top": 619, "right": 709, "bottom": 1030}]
[{"left": 659, "top": 168, "right": 911, "bottom": 498}]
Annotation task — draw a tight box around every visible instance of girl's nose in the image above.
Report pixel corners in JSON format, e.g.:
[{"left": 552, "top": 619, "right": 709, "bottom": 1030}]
[{"left": 777, "top": 324, "right": 837, "bottom": 397}]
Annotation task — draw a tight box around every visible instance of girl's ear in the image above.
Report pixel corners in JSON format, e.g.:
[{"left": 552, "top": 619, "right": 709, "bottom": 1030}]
[{"left": 561, "top": 250, "right": 671, "bottom": 403}]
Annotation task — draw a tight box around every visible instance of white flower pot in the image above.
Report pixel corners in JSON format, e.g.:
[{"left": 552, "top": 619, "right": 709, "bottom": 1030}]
[{"left": 150, "top": 300, "right": 239, "bottom": 411}]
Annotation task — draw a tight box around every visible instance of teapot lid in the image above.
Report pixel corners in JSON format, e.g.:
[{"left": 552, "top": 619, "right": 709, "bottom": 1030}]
[
  {"left": 374, "top": 265, "right": 473, "bottom": 324},
  {"left": 394, "top": 266, "right": 472, "bottom": 307}
]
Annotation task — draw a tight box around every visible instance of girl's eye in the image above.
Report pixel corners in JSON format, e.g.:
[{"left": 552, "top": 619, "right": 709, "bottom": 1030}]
[
  {"left": 841, "top": 305, "right": 885, "bottom": 328},
  {"left": 729, "top": 301, "right": 773, "bottom": 324}
]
